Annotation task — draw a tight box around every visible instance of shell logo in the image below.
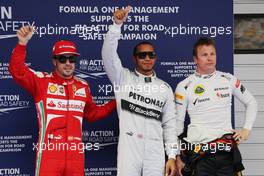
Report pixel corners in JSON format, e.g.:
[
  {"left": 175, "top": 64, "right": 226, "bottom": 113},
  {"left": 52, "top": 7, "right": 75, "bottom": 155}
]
[{"left": 49, "top": 85, "right": 57, "bottom": 93}]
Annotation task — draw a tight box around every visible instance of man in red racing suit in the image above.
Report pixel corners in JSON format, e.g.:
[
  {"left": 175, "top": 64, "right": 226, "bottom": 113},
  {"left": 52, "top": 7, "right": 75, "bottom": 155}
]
[{"left": 9, "top": 25, "right": 116, "bottom": 176}]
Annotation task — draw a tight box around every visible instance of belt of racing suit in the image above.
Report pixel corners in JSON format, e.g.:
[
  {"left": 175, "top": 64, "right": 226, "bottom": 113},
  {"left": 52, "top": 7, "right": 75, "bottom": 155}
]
[{"left": 180, "top": 134, "right": 244, "bottom": 176}]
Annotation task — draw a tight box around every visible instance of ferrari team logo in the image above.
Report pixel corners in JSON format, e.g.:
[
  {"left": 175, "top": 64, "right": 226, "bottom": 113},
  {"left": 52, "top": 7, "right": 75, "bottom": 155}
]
[{"left": 72, "top": 85, "right": 77, "bottom": 93}]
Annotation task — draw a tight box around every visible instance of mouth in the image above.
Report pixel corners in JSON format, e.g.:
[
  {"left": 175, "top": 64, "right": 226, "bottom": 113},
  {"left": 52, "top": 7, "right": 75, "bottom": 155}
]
[
  {"left": 142, "top": 62, "right": 152, "bottom": 66},
  {"left": 64, "top": 66, "right": 73, "bottom": 70},
  {"left": 64, "top": 68, "right": 73, "bottom": 73}
]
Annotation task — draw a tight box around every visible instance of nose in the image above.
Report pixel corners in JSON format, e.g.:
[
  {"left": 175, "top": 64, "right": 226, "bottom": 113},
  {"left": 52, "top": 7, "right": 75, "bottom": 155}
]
[
  {"left": 207, "top": 55, "right": 213, "bottom": 61},
  {"left": 65, "top": 59, "right": 71, "bottom": 65},
  {"left": 145, "top": 55, "right": 151, "bottom": 60}
]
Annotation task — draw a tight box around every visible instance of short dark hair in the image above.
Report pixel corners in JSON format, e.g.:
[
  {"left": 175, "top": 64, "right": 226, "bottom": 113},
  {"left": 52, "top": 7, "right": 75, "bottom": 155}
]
[
  {"left": 193, "top": 37, "right": 216, "bottom": 57},
  {"left": 133, "top": 42, "right": 155, "bottom": 56}
]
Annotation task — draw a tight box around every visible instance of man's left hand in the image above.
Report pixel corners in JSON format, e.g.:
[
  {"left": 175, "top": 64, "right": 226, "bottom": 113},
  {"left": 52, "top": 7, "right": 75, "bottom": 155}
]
[
  {"left": 233, "top": 128, "right": 251, "bottom": 144},
  {"left": 165, "top": 158, "right": 176, "bottom": 176}
]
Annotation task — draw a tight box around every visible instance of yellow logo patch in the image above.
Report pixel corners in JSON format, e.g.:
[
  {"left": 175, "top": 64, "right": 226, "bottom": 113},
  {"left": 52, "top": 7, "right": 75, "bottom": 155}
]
[
  {"left": 49, "top": 84, "right": 57, "bottom": 93},
  {"left": 175, "top": 93, "right": 184, "bottom": 100},
  {"left": 194, "top": 84, "right": 205, "bottom": 96},
  {"left": 194, "top": 144, "right": 201, "bottom": 153}
]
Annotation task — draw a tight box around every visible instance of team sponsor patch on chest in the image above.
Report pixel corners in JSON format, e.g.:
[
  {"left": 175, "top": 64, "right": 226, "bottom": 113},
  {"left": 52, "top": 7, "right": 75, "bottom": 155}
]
[
  {"left": 214, "top": 87, "right": 229, "bottom": 91},
  {"left": 47, "top": 83, "right": 66, "bottom": 96},
  {"left": 46, "top": 98, "right": 85, "bottom": 112},
  {"left": 194, "top": 84, "right": 205, "bottom": 96},
  {"left": 74, "top": 88, "right": 86, "bottom": 97},
  {"left": 128, "top": 91, "right": 164, "bottom": 108},
  {"left": 121, "top": 99, "right": 162, "bottom": 122}
]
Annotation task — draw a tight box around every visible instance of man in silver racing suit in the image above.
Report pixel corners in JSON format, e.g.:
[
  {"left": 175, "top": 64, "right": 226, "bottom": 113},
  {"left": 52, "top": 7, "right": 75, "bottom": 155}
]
[{"left": 102, "top": 6, "right": 179, "bottom": 176}]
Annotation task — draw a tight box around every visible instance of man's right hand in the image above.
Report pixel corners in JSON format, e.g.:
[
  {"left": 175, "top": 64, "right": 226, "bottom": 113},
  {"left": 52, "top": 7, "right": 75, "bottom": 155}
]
[
  {"left": 176, "top": 155, "right": 185, "bottom": 176},
  {"left": 113, "top": 6, "right": 132, "bottom": 25},
  {"left": 17, "top": 25, "right": 35, "bottom": 46}
]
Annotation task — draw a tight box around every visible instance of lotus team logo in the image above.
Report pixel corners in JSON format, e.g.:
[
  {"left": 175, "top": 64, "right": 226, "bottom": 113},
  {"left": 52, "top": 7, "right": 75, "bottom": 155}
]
[
  {"left": 194, "top": 84, "right": 205, "bottom": 96},
  {"left": 0, "top": 94, "right": 30, "bottom": 115},
  {"left": 75, "top": 59, "right": 106, "bottom": 79}
]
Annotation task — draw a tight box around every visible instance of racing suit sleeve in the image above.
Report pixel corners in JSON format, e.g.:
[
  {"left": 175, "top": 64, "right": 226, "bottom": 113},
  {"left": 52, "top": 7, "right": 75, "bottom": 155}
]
[
  {"left": 84, "top": 86, "right": 116, "bottom": 122},
  {"left": 162, "top": 86, "right": 180, "bottom": 158},
  {"left": 175, "top": 81, "right": 188, "bottom": 136},
  {"left": 9, "top": 44, "right": 42, "bottom": 98},
  {"left": 229, "top": 74, "right": 258, "bottom": 129},
  {"left": 102, "top": 23, "right": 123, "bottom": 85}
]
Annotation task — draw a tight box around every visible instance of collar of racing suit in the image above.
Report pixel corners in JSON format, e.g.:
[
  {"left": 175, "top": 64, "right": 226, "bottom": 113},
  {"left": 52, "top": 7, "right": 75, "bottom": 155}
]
[
  {"left": 134, "top": 69, "right": 156, "bottom": 83},
  {"left": 51, "top": 71, "right": 75, "bottom": 85},
  {"left": 194, "top": 71, "right": 216, "bottom": 79}
]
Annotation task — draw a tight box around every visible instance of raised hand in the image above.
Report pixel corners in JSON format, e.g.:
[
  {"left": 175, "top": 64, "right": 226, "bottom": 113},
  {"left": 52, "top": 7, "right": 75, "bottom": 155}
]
[
  {"left": 113, "top": 6, "right": 132, "bottom": 25},
  {"left": 17, "top": 24, "right": 35, "bottom": 45}
]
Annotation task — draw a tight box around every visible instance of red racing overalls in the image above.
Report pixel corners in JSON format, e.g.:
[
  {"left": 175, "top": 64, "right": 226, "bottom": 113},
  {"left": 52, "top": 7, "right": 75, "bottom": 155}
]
[{"left": 9, "top": 44, "right": 116, "bottom": 176}]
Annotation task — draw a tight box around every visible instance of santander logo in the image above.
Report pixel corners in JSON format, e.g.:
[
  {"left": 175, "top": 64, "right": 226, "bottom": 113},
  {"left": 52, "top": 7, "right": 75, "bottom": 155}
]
[
  {"left": 57, "top": 101, "right": 84, "bottom": 111},
  {"left": 46, "top": 98, "right": 85, "bottom": 112},
  {"left": 48, "top": 101, "right": 56, "bottom": 107}
]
